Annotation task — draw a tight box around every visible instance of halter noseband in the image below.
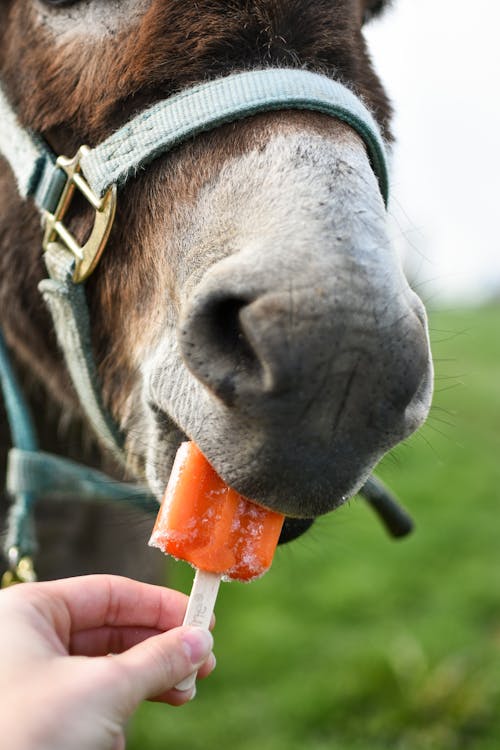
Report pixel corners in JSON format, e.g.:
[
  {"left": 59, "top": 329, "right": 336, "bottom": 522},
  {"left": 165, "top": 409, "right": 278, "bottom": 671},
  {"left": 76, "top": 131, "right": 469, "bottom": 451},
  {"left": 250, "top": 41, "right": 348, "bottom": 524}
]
[{"left": 4, "top": 69, "right": 389, "bottom": 281}]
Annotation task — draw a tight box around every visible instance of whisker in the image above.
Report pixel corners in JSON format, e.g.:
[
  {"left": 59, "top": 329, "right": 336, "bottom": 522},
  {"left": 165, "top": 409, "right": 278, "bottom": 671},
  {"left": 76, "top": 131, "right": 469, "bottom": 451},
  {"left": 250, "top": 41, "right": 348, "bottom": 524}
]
[
  {"left": 424, "top": 422, "right": 457, "bottom": 443},
  {"left": 433, "top": 383, "right": 463, "bottom": 393},
  {"left": 426, "top": 415, "right": 457, "bottom": 429}
]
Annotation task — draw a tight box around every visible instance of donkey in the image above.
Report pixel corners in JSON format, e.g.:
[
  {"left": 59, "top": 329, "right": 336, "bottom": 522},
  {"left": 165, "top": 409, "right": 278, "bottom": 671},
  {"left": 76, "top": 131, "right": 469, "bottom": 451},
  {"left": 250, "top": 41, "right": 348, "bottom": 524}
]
[{"left": 0, "top": 0, "right": 433, "bottom": 581}]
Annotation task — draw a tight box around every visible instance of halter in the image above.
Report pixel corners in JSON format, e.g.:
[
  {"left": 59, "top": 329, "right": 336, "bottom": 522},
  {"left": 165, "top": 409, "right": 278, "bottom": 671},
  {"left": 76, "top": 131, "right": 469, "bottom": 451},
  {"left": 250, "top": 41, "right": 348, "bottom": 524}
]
[{"left": 0, "top": 67, "right": 411, "bottom": 584}]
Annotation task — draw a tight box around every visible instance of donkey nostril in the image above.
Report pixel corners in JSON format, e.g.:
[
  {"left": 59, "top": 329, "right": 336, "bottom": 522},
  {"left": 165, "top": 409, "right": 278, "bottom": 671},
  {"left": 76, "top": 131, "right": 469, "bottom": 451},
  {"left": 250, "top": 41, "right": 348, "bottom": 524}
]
[
  {"left": 207, "top": 297, "right": 254, "bottom": 362},
  {"left": 181, "top": 294, "right": 262, "bottom": 404}
]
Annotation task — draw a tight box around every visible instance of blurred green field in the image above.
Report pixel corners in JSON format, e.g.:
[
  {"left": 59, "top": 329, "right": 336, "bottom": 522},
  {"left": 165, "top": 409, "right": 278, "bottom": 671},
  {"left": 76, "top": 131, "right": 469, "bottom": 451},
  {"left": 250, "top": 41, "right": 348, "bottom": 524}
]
[{"left": 129, "top": 305, "right": 500, "bottom": 750}]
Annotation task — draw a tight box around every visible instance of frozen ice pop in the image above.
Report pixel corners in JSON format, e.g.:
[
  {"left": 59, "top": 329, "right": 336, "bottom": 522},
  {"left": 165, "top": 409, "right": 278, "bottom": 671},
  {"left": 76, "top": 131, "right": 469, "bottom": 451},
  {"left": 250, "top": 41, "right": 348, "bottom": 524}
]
[{"left": 148, "top": 441, "right": 285, "bottom": 690}]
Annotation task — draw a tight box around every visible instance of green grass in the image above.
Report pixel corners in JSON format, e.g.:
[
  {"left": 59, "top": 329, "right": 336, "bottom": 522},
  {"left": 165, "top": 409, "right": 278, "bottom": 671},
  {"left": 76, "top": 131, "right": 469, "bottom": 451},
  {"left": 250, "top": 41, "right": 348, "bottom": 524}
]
[{"left": 128, "top": 305, "right": 500, "bottom": 750}]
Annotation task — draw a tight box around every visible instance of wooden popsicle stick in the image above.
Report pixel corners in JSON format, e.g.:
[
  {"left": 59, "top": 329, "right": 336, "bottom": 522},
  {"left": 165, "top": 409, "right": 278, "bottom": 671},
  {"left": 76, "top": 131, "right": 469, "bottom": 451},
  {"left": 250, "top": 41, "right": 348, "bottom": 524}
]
[{"left": 175, "top": 568, "right": 221, "bottom": 691}]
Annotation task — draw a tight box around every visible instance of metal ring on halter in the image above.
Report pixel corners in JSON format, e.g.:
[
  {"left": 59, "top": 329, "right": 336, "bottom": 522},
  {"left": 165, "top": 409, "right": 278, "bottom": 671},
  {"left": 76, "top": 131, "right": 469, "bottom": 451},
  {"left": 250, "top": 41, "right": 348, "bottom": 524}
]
[{"left": 42, "top": 147, "right": 117, "bottom": 284}]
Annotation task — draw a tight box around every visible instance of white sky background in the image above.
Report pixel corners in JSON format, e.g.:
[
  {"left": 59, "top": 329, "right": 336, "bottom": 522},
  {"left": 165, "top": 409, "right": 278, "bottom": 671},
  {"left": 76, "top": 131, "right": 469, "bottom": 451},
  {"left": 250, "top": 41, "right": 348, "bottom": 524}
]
[{"left": 364, "top": 0, "right": 500, "bottom": 305}]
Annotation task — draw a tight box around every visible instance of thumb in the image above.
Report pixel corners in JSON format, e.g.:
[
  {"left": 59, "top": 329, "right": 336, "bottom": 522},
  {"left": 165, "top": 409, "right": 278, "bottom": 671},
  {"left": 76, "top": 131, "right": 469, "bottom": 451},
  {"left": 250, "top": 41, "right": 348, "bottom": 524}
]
[{"left": 107, "top": 626, "right": 213, "bottom": 709}]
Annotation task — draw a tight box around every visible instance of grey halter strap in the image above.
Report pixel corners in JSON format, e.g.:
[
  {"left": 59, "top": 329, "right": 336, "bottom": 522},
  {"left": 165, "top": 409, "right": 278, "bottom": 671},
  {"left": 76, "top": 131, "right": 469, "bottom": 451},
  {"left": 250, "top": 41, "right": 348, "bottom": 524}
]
[{"left": 1, "top": 68, "right": 389, "bottom": 212}]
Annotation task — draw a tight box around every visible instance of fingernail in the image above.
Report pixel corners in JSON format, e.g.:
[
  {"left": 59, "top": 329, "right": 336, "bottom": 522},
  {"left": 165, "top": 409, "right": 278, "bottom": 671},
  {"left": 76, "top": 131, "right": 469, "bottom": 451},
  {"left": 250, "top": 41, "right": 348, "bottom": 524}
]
[
  {"left": 207, "top": 653, "right": 217, "bottom": 673},
  {"left": 176, "top": 684, "right": 197, "bottom": 700},
  {"left": 182, "top": 627, "right": 214, "bottom": 665}
]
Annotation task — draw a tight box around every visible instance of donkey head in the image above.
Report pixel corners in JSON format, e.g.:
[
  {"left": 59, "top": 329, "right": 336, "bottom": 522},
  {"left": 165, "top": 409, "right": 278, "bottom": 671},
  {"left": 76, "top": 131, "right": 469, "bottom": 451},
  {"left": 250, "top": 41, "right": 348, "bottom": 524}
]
[{"left": 0, "top": 1, "right": 432, "bottom": 526}]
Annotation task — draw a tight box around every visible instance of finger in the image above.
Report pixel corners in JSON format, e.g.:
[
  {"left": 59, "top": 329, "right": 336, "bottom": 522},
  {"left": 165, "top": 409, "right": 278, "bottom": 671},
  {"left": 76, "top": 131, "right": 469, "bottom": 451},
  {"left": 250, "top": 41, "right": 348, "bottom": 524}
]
[
  {"left": 70, "top": 626, "right": 164, "bottom": 656},
  {"left": 150, "top": 653, "right": 217, "bottom": 704},
  {"left": 197, "top": 651, "right": 217, "bottom": 680},
  {"left": 71, "top": 612, "right": 215, "bottom": 656},
  {"left": 27, "top": 575, "right": 190, "bottom": 635},
  {"left": 108, "top": 626, "right": 214, "bottom": 708}
]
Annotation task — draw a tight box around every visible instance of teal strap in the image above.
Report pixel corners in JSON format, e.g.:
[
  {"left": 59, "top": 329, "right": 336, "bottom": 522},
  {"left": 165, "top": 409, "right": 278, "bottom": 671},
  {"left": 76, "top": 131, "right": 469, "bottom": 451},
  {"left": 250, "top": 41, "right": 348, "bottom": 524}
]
[
  {"left": 39, "top": 245, "right": 126, "bottom": 462},
  {"left": 0, "top": 85, "right": 47, "bottom": 200},
  {"left": 0, "top": 331, "right": 38, "bottom": 557},
  {"left": 0, "top": 331, "right": 37, "bottom": 453},
  {"left": 81, "top": 68, "right": 389, "bottom": 205},
  {"left": 33, "top": 162, "right": 67, "bottom": 214},
  {"left": 7, "top": 448, "right": 157, "bottom": 515},
  {"left": 0, "top": 86, "right": 64, "bottom": 212},
  {"left": 0, "top": 318, "right": 154, "bottom": 565}
]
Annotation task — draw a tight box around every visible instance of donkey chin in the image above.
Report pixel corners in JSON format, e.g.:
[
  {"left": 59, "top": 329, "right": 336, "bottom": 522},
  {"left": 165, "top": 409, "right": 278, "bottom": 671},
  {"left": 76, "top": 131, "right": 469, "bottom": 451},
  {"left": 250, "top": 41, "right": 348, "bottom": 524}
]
[{"left": 134, "top": 125, "right": 433, "bottom": 531}]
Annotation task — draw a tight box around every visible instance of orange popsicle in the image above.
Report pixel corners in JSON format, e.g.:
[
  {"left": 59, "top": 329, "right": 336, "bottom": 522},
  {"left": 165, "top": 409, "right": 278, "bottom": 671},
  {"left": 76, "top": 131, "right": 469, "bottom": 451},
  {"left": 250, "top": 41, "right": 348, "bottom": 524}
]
[
  {"left": 148, "top": 441, "right": 285, "bottom": 691},
  {"left": 149, "top": 441, "right": 285, "bottom": 581}
]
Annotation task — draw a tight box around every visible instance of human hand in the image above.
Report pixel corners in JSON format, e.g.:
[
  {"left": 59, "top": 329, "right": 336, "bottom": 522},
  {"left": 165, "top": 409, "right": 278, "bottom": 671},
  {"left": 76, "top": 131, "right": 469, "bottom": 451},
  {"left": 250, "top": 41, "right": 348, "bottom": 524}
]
[{"left": 0, "top": 574, "right": 215, "bottom": 750}]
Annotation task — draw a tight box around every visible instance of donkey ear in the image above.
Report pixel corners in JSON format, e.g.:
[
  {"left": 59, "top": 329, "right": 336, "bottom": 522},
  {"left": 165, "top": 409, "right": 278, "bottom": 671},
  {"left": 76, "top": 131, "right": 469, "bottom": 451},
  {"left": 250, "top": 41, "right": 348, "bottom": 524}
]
[{"left": 362, "top": 0, "right": 392, "bottom": 24}]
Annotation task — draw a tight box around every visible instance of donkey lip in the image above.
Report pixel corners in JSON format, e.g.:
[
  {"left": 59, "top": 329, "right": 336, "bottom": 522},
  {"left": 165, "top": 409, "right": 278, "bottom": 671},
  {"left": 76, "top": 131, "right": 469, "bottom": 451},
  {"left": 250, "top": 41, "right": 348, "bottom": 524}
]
[
  {"left": 145, "top": 430, "right": 315, "bottom": 545},
  {"left": 278, "top": 517, "right": 315, "bottom": 545}
]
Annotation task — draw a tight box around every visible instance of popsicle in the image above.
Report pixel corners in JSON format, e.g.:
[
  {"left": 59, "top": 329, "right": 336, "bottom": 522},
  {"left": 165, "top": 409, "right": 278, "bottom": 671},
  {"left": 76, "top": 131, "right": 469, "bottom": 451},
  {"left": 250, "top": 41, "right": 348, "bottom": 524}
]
[{"left": 148, "top": 441, "right": 285, "bottom": 690}]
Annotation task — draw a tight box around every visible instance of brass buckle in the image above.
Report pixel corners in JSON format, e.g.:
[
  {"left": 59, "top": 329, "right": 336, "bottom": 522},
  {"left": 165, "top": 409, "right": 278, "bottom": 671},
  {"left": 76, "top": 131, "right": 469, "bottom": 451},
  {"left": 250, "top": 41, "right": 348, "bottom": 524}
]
[
  {"left": 1, "top": 547, "right": 37, "bottom": 588},
  {"left": 42, "top": 146, "right": 117, "bottom": 284}
]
